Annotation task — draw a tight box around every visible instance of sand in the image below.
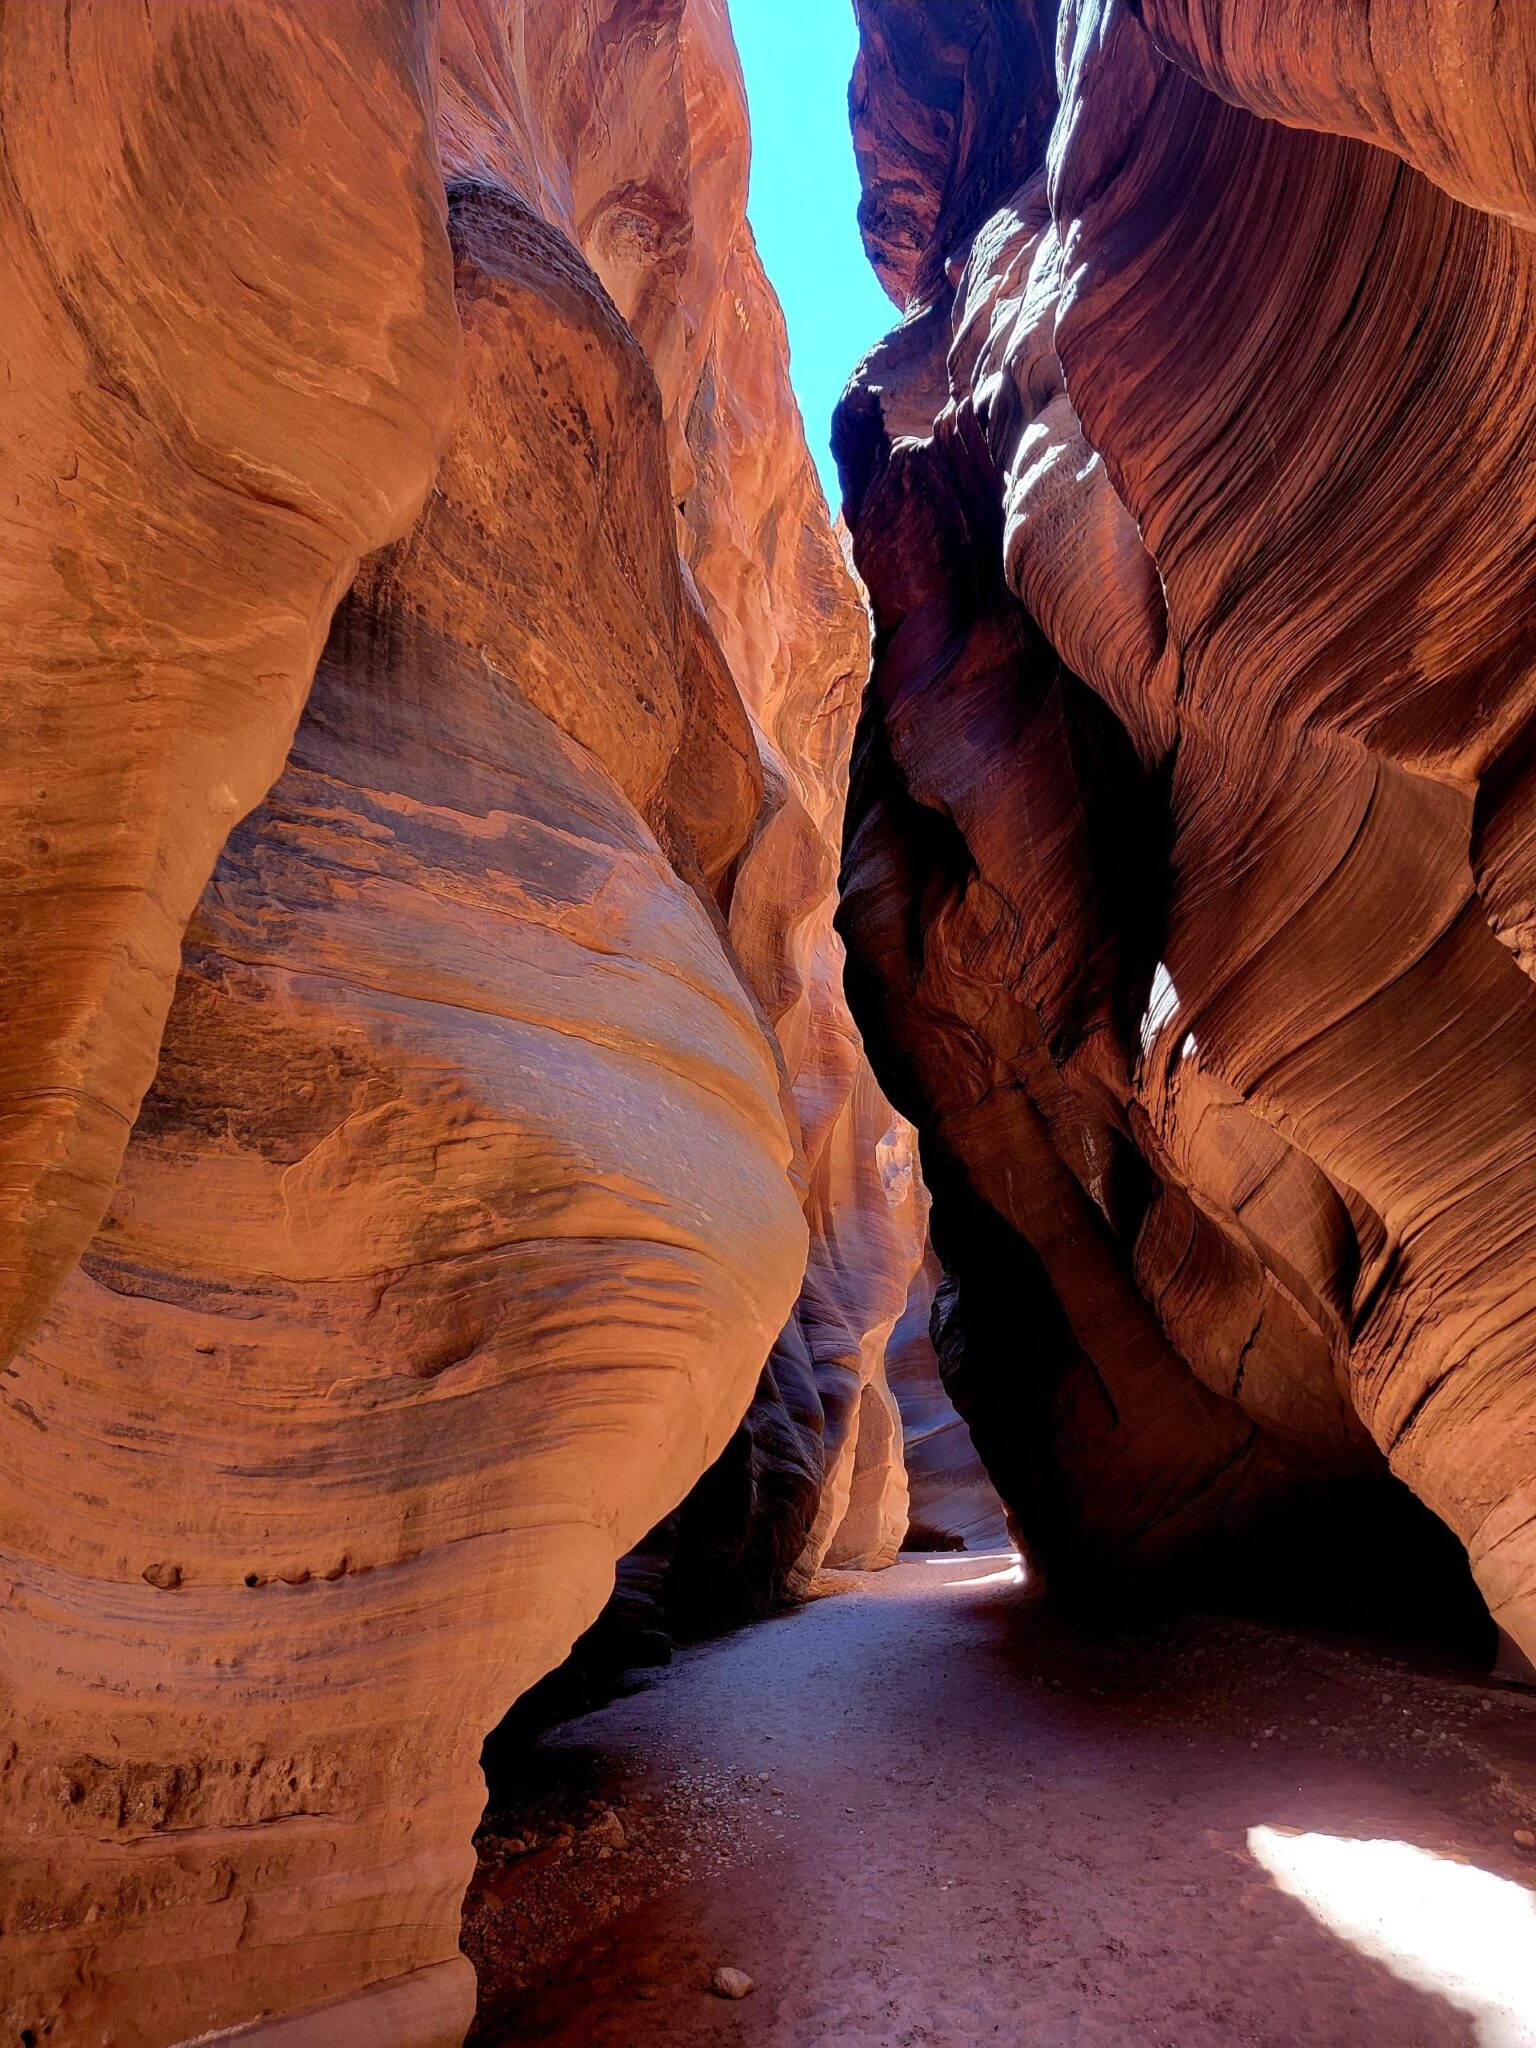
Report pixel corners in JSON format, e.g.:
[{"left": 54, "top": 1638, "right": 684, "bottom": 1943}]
[{"left": 465, "top": 1555, "right": 1536, "bottom": 2046}]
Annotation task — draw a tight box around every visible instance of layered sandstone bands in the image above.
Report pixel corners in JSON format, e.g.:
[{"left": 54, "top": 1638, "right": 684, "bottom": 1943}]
[
  {"left": 839, "top": 0, "right": 1536, "bottom": 1658},
  {"left": 0, "top": 2, "right": 461, "bottom": 1374},
  {"left": 0, "top": 4, "right": 918, "bottom": 2043}
]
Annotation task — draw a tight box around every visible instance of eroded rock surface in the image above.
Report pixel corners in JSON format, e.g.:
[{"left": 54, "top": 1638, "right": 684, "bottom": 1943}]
[
  {"left": 838, "top": 0, "right": 1536, "bottom": 1657},
  {"left": 0, "top": 4, "right": 916, "bottom": 2042}
]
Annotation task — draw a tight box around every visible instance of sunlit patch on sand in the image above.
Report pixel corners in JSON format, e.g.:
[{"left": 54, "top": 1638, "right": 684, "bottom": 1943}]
[
  {"left": 932, "top": 1551, "right": 1027, "bottom": 1591},
  {"left": 1249, "top": 1826, "right": 1536, "bottom": 2047}
]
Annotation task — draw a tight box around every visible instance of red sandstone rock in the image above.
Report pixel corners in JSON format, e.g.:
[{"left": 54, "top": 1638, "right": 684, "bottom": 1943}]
[
  {"left": 798, "top": 1076, "right": 923, "bottom": 1578},
  {"left": 0, "top": 3, "right": 916, "bottom": 2042},
  {"left": 1134, "top": 0, "right": 1536, "bottom": 229},
  {"left": 0, "top": 0, "right": 460, "bottom": 1377},
  {"left": 823, "top": 1358, "right": 911, "bottom": 1571},
  {"left": 464, "top": 0, "right": 931, "bottom": 1665},
  {"left": 839, "top": 0, "right": 1536, "bottom": 1656},
  {"left": 1, "top": 174, "right": 804, "bottom": 2048},
  {"left": 612, "top": 0, "right": 926, "bottom": 1604}
]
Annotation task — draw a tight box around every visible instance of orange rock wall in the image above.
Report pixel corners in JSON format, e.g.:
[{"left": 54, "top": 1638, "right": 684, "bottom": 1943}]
[
  {"left": 838, "top": 0, "right": 1536, "bottom": 1656},
  {"left": 0, "top": 4, "right": 918, "bottom": 2042},
  {"left": 0, "top": 1, "right": 460, "bottom": 1377}
]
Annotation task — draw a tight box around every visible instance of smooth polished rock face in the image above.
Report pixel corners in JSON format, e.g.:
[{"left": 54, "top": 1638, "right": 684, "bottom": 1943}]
[
  {"left": 838, "top": 0, "right": 1536, "bottom": 1656},
  {"left": 0, "top": 3, "right": 918, "bottom": 2042}
]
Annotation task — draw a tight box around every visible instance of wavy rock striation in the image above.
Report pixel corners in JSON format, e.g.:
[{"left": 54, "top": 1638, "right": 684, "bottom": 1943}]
[
  {"left": 0, "top": 4, "right": 918, "bottom": 2042},
  {"left": 0, "top": 1, "right": 460, "bottom": 1377},
  {"left": 838, "top": 0, "right": 1536, "bottom": 1660}
]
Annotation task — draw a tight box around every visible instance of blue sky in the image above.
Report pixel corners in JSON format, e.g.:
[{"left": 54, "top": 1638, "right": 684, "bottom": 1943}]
[{"left": 730, "top": 0, "right": 896, "bottom": 507}]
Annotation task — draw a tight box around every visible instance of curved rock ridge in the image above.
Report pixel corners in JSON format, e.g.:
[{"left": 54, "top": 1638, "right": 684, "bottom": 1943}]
[
  {"left": 0, "top": 4, "right": 919, "bottom": 2042},
  {"left": 838, "top": 0, "right": 1536, "bottom": 1657},
  {"left": 1132, "top": 0, "right": 1536, "bottom": 229}
]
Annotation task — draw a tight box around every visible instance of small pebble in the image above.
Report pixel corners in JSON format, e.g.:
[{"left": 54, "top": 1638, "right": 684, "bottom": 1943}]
[
  {"left": 711, "top": 1966, "right": 754, "bottom": 2000},
  {"left": 1514, "top": 1828, "right": 1535, "bottom": 1852},
  {"left": 586, "top": 1811, "right": 627, "bottom": 1849}
]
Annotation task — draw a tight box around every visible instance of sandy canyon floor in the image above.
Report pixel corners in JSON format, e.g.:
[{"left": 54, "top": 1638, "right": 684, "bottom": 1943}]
[{"left": 464, "top": 1558, "right": 1536, "bottom": 2047}]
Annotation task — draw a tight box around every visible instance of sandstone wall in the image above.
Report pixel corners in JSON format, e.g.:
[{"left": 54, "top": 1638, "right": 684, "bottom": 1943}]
[
  {"left": 887, "top": 1248, "right": 1011, "bottom": 1554},
  {"left": 0, "top": 4, "right": 918, "bottom": 2042},
  {"left": 837, "top": 0, "right": 1536, "bottom": 1660},
  {"left": 0, "top": 1, "right": 460, "bottom": 1379}
]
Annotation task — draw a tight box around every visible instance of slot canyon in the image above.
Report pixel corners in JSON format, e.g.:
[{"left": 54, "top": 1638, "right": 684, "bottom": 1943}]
[{"left": 1, "top": 1, "right": 1534, "bottom": 2043}]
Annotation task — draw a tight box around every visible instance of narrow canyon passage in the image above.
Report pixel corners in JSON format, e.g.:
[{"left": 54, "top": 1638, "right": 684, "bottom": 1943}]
[
  {"left": 466, "top": 1564, "right": 1536, "bottom": 2047},
  {"left": 6, "top": 2, "right": 1536, "bottom": 2041}
]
